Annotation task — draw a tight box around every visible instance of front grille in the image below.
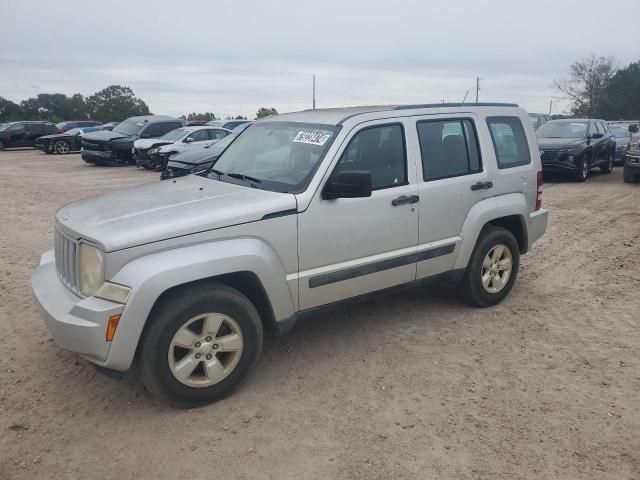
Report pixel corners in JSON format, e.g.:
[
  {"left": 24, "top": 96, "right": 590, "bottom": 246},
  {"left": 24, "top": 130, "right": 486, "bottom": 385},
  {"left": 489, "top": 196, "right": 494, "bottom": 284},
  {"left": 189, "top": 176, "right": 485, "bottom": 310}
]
[
  {"left": 81, "top": 140, "right": 104, "bottom": 151},
  {"left": 135, "top": 148, "right": 149, "bottom": 159},
  {"left": 55, "top": 229, "right": 80, "bottom": 295},
  {"left": 541, "top": 149, "right": 560, "bottom": 162}
]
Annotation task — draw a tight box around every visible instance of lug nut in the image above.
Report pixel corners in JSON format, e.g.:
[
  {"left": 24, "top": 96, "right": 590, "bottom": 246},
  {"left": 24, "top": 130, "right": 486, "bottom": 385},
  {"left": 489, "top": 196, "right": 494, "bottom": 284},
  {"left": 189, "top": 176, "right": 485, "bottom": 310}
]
[
  {"left": 195, "top": 342, "right": 201, "bottom": 348},
  {"left": 212, "top": 344, "right": 219, "bottom": 350},
  {"left": 206, "top": 354, "right": 212, "bottom": 360},
  {"left": 195, "top": 353, "right": 201, "bottom": 359},
  {"left": 205, "top": 336, "right": 212, "bottom": 342}
]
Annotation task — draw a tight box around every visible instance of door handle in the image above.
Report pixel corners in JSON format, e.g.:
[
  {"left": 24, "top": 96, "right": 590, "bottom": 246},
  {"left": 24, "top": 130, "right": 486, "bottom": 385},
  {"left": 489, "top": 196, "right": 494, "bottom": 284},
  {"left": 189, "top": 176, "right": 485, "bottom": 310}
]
[
  {"left": 391, "top": 195, "right": 419, "bottom": 206},
  {"left": 470, "top": 181, "right": 493, "bottom": 191}
]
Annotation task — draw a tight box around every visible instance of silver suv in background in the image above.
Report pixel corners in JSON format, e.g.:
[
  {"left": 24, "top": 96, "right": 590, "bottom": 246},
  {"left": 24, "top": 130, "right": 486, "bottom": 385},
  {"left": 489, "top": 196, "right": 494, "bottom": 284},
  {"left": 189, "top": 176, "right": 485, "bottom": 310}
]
[{"left": 31, "top": 103, "right": 548, "bottom": 407}]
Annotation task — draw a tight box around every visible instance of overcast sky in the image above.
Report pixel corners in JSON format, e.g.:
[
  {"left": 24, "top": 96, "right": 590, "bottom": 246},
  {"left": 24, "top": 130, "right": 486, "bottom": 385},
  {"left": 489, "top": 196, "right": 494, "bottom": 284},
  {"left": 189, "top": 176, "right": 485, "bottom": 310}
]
[{"left": 1, "top": 0, "right": 639, "bottom": 119}]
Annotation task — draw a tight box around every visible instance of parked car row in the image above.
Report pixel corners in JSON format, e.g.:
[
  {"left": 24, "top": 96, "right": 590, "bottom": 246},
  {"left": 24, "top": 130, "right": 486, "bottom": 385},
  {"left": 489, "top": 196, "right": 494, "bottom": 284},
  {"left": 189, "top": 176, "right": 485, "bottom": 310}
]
[{"left": 0, "top": 120, "right": 118, "bottom": 150}]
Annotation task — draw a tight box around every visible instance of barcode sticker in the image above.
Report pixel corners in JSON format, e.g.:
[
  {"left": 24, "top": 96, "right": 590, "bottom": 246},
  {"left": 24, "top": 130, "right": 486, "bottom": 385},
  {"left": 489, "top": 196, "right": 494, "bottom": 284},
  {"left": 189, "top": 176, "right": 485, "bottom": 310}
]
[{"left": 293, "top": 131, "right": 331, "bottom": 146}]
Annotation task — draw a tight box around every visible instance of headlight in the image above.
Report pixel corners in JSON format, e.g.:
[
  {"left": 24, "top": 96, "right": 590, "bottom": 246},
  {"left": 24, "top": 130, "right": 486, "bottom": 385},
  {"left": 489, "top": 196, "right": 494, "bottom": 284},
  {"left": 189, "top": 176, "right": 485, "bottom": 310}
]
[
  {"left": 148, "top": 147, "right": 160, "bottom": 156},
  {"left": 78, "top": 243, "right": 104, "bottom": 296}
]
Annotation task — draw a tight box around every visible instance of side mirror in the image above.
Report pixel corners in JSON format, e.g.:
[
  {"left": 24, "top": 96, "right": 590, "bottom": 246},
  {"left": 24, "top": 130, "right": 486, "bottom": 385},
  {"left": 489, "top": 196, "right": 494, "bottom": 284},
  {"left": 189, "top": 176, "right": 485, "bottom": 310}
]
[
  {"left": 185, "top": 137, "right": 194, "bottom": 143},
  {"left": 591, "top": 132, "right": 604, "bottom": 139},
  {"left": 322, "top": 170, "right": 372, "bottom": 200},
  {"left": 629, "top": 124, "right": 639, "bottom": 133}
]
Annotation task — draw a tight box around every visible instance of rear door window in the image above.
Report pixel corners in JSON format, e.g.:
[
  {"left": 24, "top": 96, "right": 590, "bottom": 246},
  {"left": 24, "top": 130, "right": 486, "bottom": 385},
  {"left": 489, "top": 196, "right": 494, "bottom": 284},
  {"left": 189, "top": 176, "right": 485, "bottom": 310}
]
[
  {"left": 486, "top": 117, "right": 531, "bottom": 169},
  {"left": 417, "top": 119, "right": 481, "bottom": 181}
]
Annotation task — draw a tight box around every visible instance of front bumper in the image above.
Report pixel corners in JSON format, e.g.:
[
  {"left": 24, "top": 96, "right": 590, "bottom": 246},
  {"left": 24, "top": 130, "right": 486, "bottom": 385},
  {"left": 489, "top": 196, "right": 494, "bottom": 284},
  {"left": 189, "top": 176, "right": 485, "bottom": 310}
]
[
  {"left": 624, "top": 155, "right": 640, "bottom": 173},
  {"left": 81, "top": 148, "right": 113, "bottom": 164},
  {"left": 34, "top": 142, "right": 52, "bottom": 153},
  {"left": 31, "top": 250, "right": 125, "bottom": 367},
  {"left": 541, "top": 159, "right": 579, "bottom": 173}
]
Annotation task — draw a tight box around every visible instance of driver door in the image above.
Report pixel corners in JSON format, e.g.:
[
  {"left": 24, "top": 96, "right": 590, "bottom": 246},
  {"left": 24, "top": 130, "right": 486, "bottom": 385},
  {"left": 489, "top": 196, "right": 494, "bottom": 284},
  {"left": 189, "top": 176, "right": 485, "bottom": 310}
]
[{"left": 297, "top": 120, "right": 420, "bottom": 310}]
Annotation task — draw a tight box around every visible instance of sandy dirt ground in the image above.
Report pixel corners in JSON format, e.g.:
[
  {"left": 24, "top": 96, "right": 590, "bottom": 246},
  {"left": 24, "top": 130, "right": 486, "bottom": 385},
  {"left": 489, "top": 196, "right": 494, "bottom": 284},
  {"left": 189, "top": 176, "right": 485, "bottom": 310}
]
[{"left": 0, "top": 149, "right": 639, "bottom": 480}]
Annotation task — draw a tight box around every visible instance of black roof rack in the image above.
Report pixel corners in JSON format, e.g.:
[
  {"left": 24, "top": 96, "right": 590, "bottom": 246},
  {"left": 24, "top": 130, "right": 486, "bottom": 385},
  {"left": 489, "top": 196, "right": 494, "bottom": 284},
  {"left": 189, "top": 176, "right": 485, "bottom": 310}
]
[{"left": 394, "top": 102, "right": 519, "bottom": 110}]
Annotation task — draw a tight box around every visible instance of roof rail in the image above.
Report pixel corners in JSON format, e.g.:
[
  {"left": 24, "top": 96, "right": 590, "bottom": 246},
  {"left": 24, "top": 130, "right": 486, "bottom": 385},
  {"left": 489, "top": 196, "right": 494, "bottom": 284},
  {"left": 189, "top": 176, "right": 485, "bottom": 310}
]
[{"left": 394, "top": 102, "right": 519, "bottom": 110}]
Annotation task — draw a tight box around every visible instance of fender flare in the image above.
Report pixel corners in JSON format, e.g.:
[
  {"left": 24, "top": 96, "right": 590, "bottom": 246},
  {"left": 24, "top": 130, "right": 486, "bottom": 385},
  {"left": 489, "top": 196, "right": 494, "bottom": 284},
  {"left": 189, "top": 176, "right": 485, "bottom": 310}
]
[
  {"left": 105, "top": 238, "right": 295, "bottom": 371},
  {"left": 453, "top": 194, "right": 529, "bottom": 270}
]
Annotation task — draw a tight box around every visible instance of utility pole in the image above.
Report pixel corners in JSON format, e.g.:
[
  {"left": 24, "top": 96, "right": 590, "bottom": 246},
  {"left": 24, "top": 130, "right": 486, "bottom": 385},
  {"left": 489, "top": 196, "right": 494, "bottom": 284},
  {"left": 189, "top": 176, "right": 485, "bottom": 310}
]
[
  {"left": 475, "top": 77, "right": 480, "bottom": 103},
  {"left": 312, "top": 75, "right": 316, "bottom": 110}
]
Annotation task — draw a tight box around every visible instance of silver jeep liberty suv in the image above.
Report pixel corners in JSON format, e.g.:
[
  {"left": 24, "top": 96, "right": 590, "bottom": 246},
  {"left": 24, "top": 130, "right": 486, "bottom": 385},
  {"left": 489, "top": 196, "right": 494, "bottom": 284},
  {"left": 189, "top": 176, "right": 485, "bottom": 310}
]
[{"left": 32, "top": 103, "right": 548, "bottom": 407}]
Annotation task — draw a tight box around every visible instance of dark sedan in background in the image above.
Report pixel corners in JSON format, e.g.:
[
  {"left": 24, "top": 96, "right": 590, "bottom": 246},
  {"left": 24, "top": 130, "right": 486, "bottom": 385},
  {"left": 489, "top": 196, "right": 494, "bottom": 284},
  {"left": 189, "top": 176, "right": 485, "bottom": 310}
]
[
  {"left": 161, "top": 133, "right": 238, "bottom": 180},
  {"left": 35, "top": 126, "right": 102, "bottom": 154},
  {"left": 537, "top": 119, "right": 616, "bottom": 181}
]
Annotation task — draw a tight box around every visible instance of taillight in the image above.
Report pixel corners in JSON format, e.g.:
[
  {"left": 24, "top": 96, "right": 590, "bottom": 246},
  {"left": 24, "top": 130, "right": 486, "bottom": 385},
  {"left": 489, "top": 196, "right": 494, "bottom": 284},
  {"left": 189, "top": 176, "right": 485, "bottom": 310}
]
[{"left": 535, "top": 171, "right": 543, "bottom": 210}]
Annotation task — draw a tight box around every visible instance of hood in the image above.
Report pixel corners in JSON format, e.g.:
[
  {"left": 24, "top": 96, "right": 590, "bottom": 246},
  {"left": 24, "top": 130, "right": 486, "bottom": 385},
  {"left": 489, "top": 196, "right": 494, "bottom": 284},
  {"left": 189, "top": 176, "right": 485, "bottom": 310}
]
[
  {"left": 83, "top": 130, "right": 129, "bottom": 142},
  {"left": 38, "top": 133, "right": 72, "bottom": 140},
  {"left": 56, "top": 175, "right": 297, "bottom": 252},
  {"left": 168, "top": 153, "right": 218, "bottom": 168},
  {"left": 134, "top": 138, "right": 171, "bottom": 150},
  {"left": 536, "top": 137, "right": 586, "bottom": 150}
]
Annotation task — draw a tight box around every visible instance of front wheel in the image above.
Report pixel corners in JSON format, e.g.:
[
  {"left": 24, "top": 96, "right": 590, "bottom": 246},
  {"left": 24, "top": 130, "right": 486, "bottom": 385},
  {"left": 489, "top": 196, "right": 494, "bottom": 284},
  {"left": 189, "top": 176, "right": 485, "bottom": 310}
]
[
  {"left": 623, "top": 167, "right": 638, "bottom": 183},
  {"left": 575, "top": 158, "right": 590, "bottom": 181},
  {"left": 137, "top": 283, "right": 263, "bottom": 408},
  {"left": 54, "top": 140, "right": 70, "bottom": 154},
  {"left": 461, "top": 226, "right": 520, "bottom": 307},
  {"left": 600, "top": 151, "right": 614, "bottom": 174}
]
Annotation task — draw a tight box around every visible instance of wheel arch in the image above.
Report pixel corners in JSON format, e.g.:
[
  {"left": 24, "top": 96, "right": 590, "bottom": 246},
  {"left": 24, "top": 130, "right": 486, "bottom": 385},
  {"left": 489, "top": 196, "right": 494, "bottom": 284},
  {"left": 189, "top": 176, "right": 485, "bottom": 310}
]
[{"left": 104, "top": 238, "right": 296, "bottom": 371}]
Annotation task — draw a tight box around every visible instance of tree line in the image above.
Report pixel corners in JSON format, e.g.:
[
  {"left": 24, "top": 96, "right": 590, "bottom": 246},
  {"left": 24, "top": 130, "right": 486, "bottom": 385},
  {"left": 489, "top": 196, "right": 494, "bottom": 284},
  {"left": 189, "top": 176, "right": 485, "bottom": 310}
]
[
  {"left": 0, "top": 84, "right": 279, "bottom": 124},
  {"left": 554, "top": 55, "right": 640, "bottom": 119},
  {"left": 0, "top": 85, "right": 150, "bottom": 123}
]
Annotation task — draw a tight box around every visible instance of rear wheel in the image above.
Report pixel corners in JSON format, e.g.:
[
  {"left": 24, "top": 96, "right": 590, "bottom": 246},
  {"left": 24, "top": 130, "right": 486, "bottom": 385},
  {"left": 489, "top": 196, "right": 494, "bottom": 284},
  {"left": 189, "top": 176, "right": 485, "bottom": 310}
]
[
  {"left": 54, "top": 140, "right": 70, "bottom": 154},
  {"left": 138, "top": 283, "right": 263, "bottom": 408},
  {"left": 461, "top": 226, "right": 520, "bottom": 307},
  {"left": 600, "top": 151, "right": 614, "bottom": 174}
]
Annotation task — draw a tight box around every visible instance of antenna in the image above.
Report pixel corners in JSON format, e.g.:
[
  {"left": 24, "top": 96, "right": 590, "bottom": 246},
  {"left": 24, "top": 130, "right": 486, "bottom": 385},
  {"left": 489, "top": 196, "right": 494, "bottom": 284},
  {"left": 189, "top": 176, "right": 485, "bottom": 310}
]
[
  {"left": 312, "top": 75, "right": 316, "bottom": 110},
  {"left": 475, "top": 77, "right": 481, "bottom": 103}
]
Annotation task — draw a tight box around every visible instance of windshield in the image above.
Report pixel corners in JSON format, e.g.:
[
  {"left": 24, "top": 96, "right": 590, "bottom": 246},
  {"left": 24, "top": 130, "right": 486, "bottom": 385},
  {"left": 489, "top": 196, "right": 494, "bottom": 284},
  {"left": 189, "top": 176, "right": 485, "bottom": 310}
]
[
  {"left": 113, "top": 118, "right": 145, "bottom": 136},
  {"left": 0, "top": 123, "right": 8, "bottom": 132},
  {"left": 611, "top": 126, "right": 630, "bottom": 138},
  {"left": 65, "top": 128, "right": 82, "bottom": 135},
  {"left": 210, "top": 122, "right": 339, "bottom": 192},
  {"left": 161, "top": 128, "right": 188, "bottom": 141},
  {"left": 537, "top": 120, "right": 588, "bottom": 138}
]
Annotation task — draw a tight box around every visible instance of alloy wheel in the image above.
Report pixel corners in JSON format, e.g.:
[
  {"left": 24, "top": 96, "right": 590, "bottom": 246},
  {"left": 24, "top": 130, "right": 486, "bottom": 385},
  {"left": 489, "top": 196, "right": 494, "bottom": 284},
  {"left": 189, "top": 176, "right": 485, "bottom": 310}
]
[
  {"left": 581, "top": 160, "right": 589, "bottom": 179},
  {"left": 55, "top": 141, "right": 70, "bottom": 154},
  {"left": 168, "top": 313, "right": 244, "bottom": 388},
  {"left": 481, "top": 244, "right": 513, "bottom": 294}
]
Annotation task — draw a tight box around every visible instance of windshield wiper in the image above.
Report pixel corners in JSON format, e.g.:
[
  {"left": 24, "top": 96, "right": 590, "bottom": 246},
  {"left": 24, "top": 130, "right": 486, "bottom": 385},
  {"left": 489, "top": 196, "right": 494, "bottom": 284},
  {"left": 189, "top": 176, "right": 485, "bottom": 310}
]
[{"left": 226, "top": 172, "right": 262, "bottom": 188}]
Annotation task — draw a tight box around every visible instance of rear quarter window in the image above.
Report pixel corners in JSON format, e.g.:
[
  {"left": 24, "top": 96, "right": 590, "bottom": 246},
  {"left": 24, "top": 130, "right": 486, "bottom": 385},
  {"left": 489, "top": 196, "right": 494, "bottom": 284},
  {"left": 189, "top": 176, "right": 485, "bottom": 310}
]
[{"left": 486, "top": 117, "right": 531, "bottom": 169}]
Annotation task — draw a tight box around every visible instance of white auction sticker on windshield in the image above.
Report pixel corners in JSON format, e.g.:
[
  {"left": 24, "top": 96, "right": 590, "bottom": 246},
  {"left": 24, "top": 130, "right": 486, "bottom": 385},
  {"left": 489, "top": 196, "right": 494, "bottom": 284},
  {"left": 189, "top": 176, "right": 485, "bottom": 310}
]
[{"left": 293, "top": 131, "right": 331, "bottom": 146}]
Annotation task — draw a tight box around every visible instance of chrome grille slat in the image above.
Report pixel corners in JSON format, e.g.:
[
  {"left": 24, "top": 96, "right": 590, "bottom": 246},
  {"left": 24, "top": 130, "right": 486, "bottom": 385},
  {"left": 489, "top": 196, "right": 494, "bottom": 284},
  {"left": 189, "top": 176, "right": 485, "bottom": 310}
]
[{"left": 54, "top": 229, "right": 80, "bottom": 295}]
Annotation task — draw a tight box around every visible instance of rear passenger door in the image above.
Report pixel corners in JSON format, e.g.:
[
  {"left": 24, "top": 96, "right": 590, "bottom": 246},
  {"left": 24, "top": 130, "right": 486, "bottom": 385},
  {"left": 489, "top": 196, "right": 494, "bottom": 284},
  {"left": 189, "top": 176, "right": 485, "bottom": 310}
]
[{"left": 412, "top": 115, "right": 493, "bottom": 279}]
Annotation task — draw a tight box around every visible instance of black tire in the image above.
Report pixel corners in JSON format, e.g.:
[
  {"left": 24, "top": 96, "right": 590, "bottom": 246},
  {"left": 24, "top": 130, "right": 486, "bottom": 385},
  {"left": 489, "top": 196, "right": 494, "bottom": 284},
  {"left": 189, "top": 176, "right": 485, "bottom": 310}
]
[
  {"left": 0, "top": 141, "right": 5, "bottom": 151},
  {"left": 461, "top": 226, "right": 520, "bottom": 308},
  {"left": 575, "top": 157, "right": 590, "bottom": 182},
  {"left": 600, "top": 151, "right": 614, "bottom": 174},
  {"left": 54, "top": 140, "right": 70, "bottom": 155},
  {"left": 137, "top": 282, "right": 263, "bottom": 408},
  {"left": 623, "top": 168, "right": 638, "bottom": 183}
]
